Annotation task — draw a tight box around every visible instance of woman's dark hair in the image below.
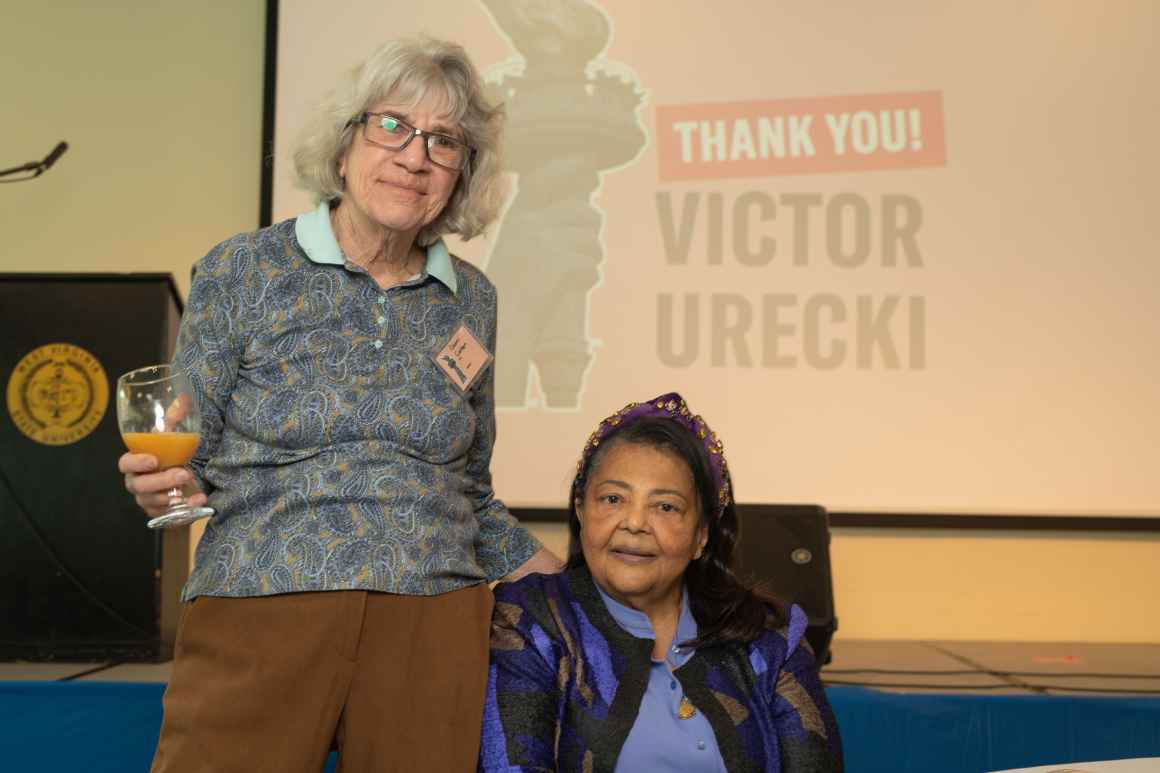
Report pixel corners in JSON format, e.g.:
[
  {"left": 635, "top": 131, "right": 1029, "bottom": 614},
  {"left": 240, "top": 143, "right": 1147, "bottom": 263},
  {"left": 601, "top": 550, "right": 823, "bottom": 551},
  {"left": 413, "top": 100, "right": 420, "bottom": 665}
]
[{"left": 567, "top": 417, "right": 785, "bottom": 648}]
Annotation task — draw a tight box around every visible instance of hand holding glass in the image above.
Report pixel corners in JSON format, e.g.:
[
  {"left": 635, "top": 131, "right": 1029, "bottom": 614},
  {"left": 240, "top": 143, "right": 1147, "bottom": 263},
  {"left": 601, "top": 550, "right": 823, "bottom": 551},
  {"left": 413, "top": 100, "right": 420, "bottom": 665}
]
[{"left": 116, "top": 364, "right": 214, "bottom": 529}]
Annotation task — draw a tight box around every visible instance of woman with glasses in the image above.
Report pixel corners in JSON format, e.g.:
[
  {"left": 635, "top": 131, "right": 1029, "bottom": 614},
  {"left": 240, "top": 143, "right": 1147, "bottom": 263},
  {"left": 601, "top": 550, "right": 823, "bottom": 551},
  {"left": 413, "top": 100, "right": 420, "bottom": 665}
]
[{"left": 118, "top": 37, "right": 561, "bottom": 772}]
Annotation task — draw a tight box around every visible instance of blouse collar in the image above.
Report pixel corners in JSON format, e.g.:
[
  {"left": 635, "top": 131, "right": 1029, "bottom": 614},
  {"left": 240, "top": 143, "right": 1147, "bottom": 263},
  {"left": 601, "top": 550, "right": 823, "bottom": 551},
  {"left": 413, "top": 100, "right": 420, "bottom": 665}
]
[{"left": 595, "top": 582, "right": 699, "bottom": 667}]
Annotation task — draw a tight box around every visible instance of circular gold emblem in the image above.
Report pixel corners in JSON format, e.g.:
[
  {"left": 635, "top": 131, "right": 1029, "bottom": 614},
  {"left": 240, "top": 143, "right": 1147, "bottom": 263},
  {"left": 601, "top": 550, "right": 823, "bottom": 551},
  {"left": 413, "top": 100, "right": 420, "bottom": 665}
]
[{"left": 6, "top": 343, "right": 109, "bottom": 446}]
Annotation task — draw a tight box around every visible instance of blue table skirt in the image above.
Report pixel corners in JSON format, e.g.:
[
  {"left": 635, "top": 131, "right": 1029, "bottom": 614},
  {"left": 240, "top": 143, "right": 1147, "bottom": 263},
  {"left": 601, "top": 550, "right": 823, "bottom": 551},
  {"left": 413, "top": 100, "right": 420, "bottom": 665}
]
[
  {"left": 2, "top": 682, "right": 1158, "bottom": 772},
  {"left": 830, "top": 686, "right": 1160, "bottom": 772}
]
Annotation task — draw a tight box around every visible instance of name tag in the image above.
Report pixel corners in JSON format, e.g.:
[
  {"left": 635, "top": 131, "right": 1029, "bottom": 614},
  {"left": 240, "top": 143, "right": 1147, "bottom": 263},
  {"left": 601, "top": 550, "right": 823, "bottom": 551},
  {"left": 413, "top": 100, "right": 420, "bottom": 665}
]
[{"left": 433, "top": 324, "right": 493, "bottom": 393}]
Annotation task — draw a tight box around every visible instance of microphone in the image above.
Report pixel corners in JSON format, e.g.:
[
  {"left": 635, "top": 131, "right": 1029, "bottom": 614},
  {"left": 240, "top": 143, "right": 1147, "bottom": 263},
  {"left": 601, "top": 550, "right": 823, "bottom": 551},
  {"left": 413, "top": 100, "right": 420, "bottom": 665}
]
[
  {"left": 0, "top": 141, "right": 69, "bottom": 180},
  {"left": 40, "top": 142, "right": 69, "bottom": 171}
]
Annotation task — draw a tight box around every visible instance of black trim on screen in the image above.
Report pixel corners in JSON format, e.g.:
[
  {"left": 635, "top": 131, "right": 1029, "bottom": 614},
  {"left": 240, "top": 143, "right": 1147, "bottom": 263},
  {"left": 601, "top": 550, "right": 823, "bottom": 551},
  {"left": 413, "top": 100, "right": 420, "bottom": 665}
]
[
  {"left": 511, "top": 507, "right": 1160, "bottom": 532},
  {"left": 259, "top": 0, "right": 278, "bottom": 228}
]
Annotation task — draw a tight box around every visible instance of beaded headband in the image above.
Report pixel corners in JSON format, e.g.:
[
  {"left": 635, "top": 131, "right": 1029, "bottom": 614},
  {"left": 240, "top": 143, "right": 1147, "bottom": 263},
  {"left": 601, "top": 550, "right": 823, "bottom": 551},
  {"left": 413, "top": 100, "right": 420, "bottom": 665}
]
[{"left": 574, "top": 392, "right": 732, "bottom": 519}]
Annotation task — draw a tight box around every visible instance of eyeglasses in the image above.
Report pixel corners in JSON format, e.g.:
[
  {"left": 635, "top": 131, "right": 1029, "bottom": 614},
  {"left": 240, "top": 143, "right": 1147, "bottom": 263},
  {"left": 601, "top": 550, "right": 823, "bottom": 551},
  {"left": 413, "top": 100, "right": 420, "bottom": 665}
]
[{"left": 351, "top": 112, "right": 475, "bottom": 171}]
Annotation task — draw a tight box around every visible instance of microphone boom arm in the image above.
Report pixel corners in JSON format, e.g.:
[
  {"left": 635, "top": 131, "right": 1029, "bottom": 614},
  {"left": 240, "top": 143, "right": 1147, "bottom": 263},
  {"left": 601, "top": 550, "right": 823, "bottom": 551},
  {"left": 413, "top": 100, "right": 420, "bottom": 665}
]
[{"left": 0, "top": 141, "right": 69, "bottom": 179}]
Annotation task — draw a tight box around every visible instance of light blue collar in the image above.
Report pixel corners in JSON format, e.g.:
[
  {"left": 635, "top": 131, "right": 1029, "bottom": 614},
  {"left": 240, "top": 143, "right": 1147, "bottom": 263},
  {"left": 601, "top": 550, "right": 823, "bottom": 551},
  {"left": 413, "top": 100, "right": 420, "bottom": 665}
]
[
  {"left": 294, "top": 200, "right": 458, "bottom": 295},
  {"left": 596, "top": 583, "right": 698, "bottom": 666}
]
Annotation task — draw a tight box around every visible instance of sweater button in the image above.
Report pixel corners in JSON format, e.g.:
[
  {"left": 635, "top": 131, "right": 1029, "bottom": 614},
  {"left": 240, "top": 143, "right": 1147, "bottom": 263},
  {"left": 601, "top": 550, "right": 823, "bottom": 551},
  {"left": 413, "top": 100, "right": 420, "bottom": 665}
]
[{"left": 697, "top": 740, "right": 706, "bottom": 750}]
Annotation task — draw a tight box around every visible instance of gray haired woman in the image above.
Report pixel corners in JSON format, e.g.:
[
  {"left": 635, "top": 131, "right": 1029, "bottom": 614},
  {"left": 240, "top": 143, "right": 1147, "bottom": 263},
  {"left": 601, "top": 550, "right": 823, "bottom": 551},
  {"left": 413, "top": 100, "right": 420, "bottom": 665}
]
[{"left": 118, "top": 37, "right": 561, "bottom": 772}]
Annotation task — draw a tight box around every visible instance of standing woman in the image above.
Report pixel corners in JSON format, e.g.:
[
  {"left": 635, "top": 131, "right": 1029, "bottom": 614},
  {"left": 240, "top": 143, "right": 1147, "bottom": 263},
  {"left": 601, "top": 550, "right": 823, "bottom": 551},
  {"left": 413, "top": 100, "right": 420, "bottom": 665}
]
[{"left": 118, "top": 38, "right": 560, "bottom": 772}]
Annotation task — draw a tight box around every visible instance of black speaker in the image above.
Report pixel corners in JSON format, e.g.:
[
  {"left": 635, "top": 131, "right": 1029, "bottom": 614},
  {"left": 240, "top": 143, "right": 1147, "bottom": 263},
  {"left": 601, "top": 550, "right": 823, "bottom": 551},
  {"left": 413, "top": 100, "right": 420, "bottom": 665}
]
[
  {"left": 734, "top": 504, "right": 837, "bottom": 665},
  {"left": 0, "top": 273, "right": 188, "bottom": 661}
]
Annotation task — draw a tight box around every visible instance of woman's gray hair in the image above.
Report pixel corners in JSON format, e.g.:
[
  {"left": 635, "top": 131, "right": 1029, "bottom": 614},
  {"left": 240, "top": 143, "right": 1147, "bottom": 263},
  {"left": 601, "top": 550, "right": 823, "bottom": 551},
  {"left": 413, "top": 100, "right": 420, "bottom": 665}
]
[{"left": 293, "top": 37, "right": 507, "bottom": 246}]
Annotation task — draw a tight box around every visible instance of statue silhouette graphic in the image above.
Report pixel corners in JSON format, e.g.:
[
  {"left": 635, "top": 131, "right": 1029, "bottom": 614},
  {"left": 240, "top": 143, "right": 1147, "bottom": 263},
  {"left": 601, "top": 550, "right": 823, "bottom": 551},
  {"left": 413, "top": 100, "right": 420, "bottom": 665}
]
[
  {"left": 440, "top": 355, "right": 469, "bottom": 385},
  {"left": 481, "top": 0, "right": 646, "bottom": 409}
]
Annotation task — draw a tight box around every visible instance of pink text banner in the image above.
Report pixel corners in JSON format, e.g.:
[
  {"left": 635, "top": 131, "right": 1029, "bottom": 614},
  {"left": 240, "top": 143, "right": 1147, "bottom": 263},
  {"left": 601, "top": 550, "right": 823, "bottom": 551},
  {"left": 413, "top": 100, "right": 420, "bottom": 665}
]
[{"left": 656, "top": 91, "right": 946, "bottom": 181}]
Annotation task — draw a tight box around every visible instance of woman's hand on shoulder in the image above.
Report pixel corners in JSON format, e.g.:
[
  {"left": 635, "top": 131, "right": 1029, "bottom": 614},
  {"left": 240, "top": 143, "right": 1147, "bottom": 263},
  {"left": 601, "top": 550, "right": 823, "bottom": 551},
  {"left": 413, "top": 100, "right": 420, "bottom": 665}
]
[
  {"left": 505, "top": 547, "right": 565, "bottom": 582},
  {"left": 118, "top": 452, "right": 207, "bottom": 519}
]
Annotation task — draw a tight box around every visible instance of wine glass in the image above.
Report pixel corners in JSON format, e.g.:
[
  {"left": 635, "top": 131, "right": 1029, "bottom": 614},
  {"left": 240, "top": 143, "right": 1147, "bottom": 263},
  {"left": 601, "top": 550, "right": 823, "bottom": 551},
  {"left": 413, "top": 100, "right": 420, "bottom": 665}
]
[{"left": 116, "top": 364, "right": 214, "bottom": 529}]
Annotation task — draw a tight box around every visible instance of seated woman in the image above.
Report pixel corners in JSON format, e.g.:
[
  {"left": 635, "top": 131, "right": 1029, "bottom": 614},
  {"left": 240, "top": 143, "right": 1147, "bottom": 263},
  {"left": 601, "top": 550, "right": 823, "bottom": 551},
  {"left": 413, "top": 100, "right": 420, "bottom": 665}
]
[{"left": 479, "top": 393, "right": 843, "bottom": 772}]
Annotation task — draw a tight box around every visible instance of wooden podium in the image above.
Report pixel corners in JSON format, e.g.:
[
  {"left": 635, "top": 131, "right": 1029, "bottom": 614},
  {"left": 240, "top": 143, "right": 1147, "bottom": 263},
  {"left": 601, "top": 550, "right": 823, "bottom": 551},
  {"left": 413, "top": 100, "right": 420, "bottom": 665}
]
[{"left": 0, "top": 274, "right": 188, "bottom": 661}]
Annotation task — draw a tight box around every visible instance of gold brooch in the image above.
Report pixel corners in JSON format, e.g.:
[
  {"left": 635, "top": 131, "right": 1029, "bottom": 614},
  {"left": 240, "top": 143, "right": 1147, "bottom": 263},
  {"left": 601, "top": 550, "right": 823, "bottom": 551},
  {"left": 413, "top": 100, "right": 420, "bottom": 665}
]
[{"left": 677, "top": 696, "right": 697, "bottom": 720}]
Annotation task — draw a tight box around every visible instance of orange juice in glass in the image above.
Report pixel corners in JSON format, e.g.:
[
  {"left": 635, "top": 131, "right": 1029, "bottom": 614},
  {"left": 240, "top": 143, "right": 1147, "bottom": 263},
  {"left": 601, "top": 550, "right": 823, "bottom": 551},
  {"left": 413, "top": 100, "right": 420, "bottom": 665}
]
[
  {"left": 116, "top": 364, "right": 214, "bottom": 529},
  {"left": 121, "top": 431, "right": 201, "bottom": 468}
]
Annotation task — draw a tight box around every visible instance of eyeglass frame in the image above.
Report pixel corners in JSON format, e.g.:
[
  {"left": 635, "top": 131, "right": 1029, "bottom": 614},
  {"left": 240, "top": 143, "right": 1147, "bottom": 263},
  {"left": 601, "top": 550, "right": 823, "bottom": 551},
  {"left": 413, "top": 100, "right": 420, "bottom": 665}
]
[{"left": 348, "top": 111, "right": 476, "bottom": 172}]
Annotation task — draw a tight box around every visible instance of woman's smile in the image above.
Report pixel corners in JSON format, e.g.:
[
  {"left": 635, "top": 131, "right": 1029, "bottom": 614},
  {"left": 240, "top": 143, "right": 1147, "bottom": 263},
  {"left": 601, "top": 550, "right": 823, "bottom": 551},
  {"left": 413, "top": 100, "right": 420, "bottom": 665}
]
[{"left": 609, "top": 544, "right": 658, "bottom": 563}]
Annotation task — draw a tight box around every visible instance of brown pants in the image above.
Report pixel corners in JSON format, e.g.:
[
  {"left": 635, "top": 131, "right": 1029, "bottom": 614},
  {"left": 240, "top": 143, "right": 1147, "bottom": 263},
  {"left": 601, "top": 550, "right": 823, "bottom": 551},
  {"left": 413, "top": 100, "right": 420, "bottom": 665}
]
[{"left": 151, "top": 586, "right": 493, "bottom": 773}]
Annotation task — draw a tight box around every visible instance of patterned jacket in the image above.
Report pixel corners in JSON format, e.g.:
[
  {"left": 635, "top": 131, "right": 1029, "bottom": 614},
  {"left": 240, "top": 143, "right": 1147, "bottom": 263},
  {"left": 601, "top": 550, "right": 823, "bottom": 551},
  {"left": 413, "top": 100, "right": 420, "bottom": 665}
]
[{"left": 479, "top": 567, "right": 843, "bottom": 772}]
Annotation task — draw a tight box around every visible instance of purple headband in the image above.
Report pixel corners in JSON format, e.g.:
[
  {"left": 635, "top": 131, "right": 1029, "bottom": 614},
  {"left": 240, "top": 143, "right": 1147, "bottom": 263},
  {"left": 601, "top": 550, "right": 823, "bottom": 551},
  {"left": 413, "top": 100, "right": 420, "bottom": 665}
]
[{"left": 575, "top": 392, "right": 733, "bottom": 519}]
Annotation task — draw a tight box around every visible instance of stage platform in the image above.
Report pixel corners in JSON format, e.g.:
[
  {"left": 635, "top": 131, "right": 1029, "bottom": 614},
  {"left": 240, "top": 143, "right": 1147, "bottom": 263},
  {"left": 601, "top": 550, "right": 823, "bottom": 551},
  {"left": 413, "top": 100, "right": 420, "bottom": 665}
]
[
  {"left": 827, "top": 639, "right": 1160, "bottom": 695},
  {"left": 2, "top": 640, "right": 1159, "bottom": 772}
]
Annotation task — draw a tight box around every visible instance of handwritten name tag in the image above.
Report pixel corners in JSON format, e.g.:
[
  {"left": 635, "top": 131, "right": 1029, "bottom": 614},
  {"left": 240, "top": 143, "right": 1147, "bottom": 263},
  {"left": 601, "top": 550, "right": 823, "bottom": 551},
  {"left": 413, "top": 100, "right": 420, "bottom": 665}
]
[{"left": 433, "top": 324, "right": 493, "bottom": 393}]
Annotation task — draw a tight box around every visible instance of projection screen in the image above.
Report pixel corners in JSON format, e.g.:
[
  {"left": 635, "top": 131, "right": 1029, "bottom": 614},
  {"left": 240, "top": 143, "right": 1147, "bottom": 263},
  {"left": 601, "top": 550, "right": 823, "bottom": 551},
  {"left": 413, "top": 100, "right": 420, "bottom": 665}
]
[{"left": 270, "top": 1, "right": 1159, "bottom": 516}]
